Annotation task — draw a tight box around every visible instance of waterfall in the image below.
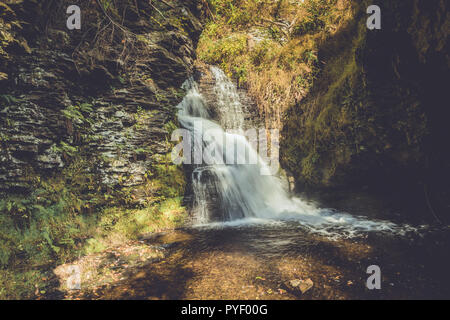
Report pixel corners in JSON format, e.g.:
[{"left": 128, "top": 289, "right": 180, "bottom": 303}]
[
  {"left": 176, "top": 68, "right": 288, "bottom": 223},
  {"left": 175, "top": 66, "right": 417, "bottom": 238}
]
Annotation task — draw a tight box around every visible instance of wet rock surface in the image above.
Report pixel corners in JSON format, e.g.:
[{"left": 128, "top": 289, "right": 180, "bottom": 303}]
[{"left": 195, "top": 62, "right": 262, "bottom": 129}]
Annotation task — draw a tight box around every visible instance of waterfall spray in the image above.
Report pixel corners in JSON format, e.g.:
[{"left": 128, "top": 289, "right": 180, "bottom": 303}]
[{"left": 174, "top": 66, "right": 416, "bottom": 238}]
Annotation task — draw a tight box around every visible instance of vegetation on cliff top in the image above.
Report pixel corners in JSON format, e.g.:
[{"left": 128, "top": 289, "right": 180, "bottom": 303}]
[{"left": 198, "top": 0, "right": 353, "bottom": 128}]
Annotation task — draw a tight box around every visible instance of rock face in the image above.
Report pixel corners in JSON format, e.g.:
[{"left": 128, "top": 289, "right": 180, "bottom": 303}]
[
  {"left": 280, "top": 0, "right": 449, "bottom": 221},
  {"left": 194, "top": 62, "right": 261, "bottom": 129},
  {"left": 0, "top": 0, "right": 204, "bottom": 206}
]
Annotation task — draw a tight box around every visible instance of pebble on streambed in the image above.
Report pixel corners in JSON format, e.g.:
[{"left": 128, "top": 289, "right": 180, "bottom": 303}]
[{"left": 288, "top": 278, "right": 314, "bottom": 294}]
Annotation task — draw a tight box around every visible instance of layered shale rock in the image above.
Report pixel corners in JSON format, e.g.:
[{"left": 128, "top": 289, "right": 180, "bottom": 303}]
[{"left": 0, "top": 0, "right": 205, "bottom": 205}]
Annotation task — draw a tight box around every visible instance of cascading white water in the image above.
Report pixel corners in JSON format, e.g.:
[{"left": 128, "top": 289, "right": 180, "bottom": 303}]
[
  {"left": 211, "top": 67, "right": 246, "bottom": 130},
  {"left": 176, "top": 66, "right": 417, "bottom": 238}
]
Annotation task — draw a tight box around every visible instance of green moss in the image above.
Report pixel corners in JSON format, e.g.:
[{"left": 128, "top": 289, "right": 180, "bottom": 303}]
[
  {"left": 281, "top": 0, "right": 438, "bottom": 189},
  {"left": 152, "top": 154, "right": 186, "bottom": 199},
  {"left": 315, "top": 55, "right": 359, "bottom": 129},
  {"left": 95, "top": 197, "right": 187, "bottom": 241},
  {"left": 0, "top": 186, "right": 187, "bottom": 299},
  {"left": 61, "top": 103, "right": 94, "bottom": 126},
  {"left": 0, "top": 269, "right": 50, "bottom": 300},
  {"left": 198, "top": 32, "right": 248, "bottom": 76},
  {"left": 279, "top": 2, "right": 368, "bottom": 187},
  {"left": 0, "top": 94, "right": 19, "bottom": 105},
  {"left": 83, "top": 238, "right": 107, "bottom": 255}
]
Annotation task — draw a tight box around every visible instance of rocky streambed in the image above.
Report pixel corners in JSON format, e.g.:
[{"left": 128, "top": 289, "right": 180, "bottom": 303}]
[{"left": 52, "top": 219, "right": 450, "bottom": 300}]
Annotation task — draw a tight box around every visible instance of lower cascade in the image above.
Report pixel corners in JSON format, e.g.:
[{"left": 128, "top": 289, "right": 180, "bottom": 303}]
[{"left": 176, "top": 66, "right": 417, "bottom": 238}]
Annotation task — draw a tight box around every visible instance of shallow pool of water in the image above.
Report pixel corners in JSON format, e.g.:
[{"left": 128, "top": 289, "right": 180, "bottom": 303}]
[{"left": 88, "top": 220, "right": 450, "bottom": 300}]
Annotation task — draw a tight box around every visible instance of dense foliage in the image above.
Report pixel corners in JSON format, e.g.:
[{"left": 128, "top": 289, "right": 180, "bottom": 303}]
[{"left": 198, "top": 0, "right": 350, "bottom": 129}]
